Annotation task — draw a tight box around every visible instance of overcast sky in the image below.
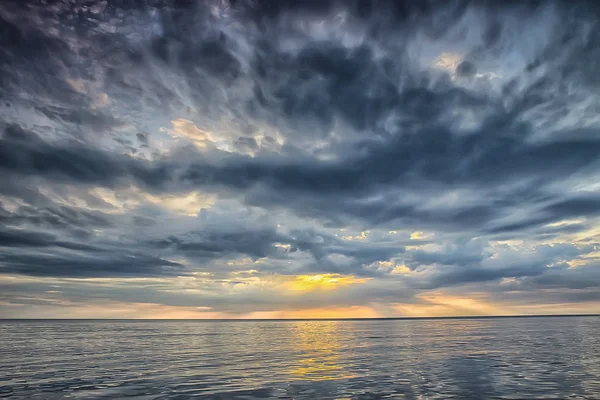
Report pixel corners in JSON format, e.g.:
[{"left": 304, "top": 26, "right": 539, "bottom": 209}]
[{"left": 2, "top": 0, "right": 600, "bottom": 318}]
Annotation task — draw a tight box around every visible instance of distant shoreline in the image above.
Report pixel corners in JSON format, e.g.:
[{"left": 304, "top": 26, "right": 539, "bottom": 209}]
[{"left": 2, "top": 314, "right": 599, "bottom": 322}]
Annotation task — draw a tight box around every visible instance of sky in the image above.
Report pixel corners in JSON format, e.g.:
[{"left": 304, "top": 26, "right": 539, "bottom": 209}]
[{"left": 1, "top": 0, "right": 600, "bottom": 319}]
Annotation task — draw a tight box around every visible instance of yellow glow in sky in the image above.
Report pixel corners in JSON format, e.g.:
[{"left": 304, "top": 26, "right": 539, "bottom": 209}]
[
  {"left": 160, "top": 118, "right": 213, "bottom": 149},
  {"left": 85, "top": 186, "right": 215, "bottom": 216},
  {"left": 432, "top": 52, "right": 463, "bottom": 73},
  {"left": 342, "top": 231, "right": 369, "bottom": 241},
  {"left": 285, "top": 274, "right": 370, "bottom": 292},
  {"left": 410, "top": 231, "right": 429, "bottom": 240}
]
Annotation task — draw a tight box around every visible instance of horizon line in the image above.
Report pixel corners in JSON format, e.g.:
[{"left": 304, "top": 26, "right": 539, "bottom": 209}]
[{"left": 2, "top": 314, "right": 599, "bottom": 322}]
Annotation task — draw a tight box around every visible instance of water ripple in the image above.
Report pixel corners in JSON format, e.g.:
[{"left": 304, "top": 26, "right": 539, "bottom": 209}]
[{"left": 1, "top": 317, "right": 599, "bottom": 399}]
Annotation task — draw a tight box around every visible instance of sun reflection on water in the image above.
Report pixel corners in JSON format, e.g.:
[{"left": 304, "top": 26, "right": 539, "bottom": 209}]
[{"left": 287, "top": 321, "right": 356, "bottom": 381}]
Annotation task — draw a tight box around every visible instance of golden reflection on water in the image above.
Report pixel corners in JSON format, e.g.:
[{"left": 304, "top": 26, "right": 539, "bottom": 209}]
[{"left": 287, "top": 321, "right": 356, "bottom": 381}]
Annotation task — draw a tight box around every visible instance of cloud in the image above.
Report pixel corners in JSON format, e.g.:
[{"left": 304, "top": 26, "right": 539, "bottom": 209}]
[
  {"left": 160, "top": 118, "right": 214, "bottom": 149},
  {"left": 0, "top": 252, "right": 183, "bottom": 278},
  {"left": 1, "top": 0, "right": 600, "bottom": 316}
]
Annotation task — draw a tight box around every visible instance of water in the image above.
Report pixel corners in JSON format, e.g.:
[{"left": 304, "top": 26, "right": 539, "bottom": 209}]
[{"left": 1, "top": 317, "right": 599, "bottom": 399}]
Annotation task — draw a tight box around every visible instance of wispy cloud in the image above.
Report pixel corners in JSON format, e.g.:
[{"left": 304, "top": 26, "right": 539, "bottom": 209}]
[{"left": 1, "top": 0, "right": 600, "bottom": 317}]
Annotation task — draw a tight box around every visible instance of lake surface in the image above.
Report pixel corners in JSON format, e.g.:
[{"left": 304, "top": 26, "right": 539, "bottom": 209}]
[{"left": 1, "top": 317, "right": 599, "bottom": 399}]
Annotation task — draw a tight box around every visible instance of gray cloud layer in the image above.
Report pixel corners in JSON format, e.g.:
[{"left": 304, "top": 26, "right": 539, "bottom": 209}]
[{"left": 1, "top": 0, "right": 600, "bottom": 315}]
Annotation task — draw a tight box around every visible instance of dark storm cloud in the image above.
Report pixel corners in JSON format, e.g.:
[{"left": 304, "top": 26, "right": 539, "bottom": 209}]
[
  {"left": 0, "top": 201, "right": 114, "bottom": 231},
  {"left": 1, "top": 0, "right": 600, "bottom": 313},
  {"left": 544, "top": 195, "right": 600, "bottom": 218},
  {"left": 136, "top": 132, "right": 149, "bottom": 147},
  {"left": 0, "top": 8, "right": 72, "bottom": 98},
  {"left": 284, "top": 228, "right": 403, "bottom": 276},
  {"left": 150, "top": 227, "right": 285, "bottom": 259},
  {"left": 0, "top": 225, "right": 108, "bottom": 253},
  {"left": 0, "top": 201, "right": 187, "bottom": 277},
  {"left": 0, "top": 123, "right": 181, "bottom": 193},
  {"left": 2, "top": 0, "right": 599, "bottom": 232},
  {"left": 147, "top": 226, "right": 403, "bottom": 277},
  {"left": 515, "top": 264, "right": 600, "bottom": 290},
  {"left": 405, "top": 241, "right": 590, "bottom": 289},
  {"left": 0, "top": 209, "right": 183, "bottom": 278},
  {"left": 0, "top": 252, "right": 183, "bottom": 278},
  {"left": 0, "top": 124, "right": 129, "bottom": 185},
  {"left": 0, "top": 180, "right": 403, "bottom": 278},
  {"left": 35, "top": 105, "right": 121, "bottom": 132}
]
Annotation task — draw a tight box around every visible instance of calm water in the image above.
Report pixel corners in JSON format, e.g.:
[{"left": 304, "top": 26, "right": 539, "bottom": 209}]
[{"left": 1, "top": 317, "right": 599, "bottom": 399}]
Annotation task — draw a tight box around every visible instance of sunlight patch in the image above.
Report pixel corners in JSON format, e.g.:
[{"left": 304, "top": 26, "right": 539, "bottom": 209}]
[
  {"left": 285, "top": 274, "right": 370, "bottom": 292},
  {"left": 160, "top": 118, "right": 214, "bottom": 149},
  {"left": 342, "top": 231, "right": 369, "bottom": 241}
]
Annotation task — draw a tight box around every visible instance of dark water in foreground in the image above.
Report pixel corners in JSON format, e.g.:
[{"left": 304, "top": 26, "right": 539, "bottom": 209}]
[{"left": 1, "top": 317, "right": 599, "bottom": 399}]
